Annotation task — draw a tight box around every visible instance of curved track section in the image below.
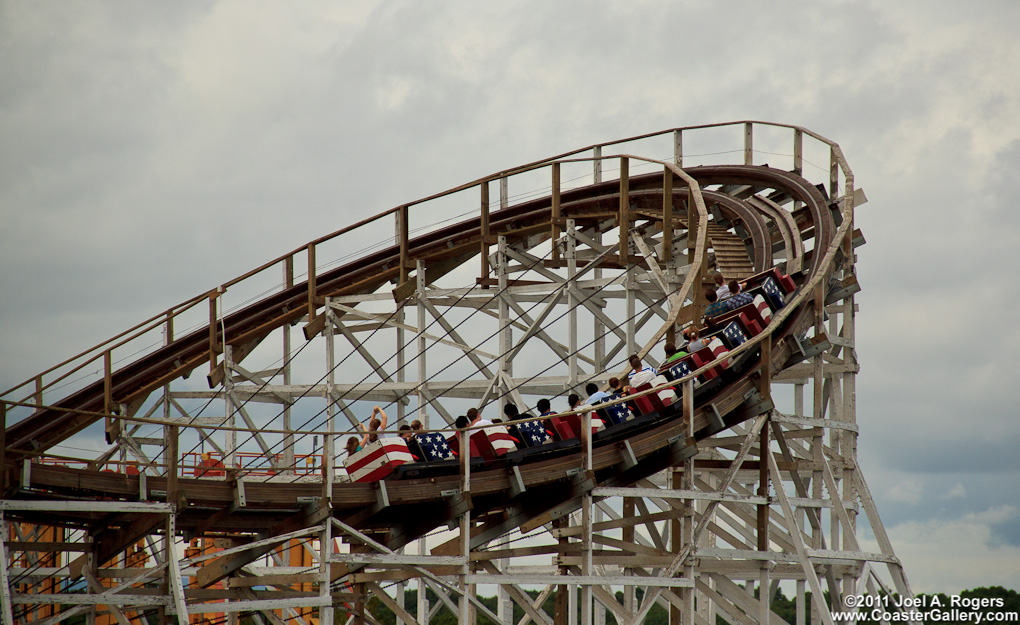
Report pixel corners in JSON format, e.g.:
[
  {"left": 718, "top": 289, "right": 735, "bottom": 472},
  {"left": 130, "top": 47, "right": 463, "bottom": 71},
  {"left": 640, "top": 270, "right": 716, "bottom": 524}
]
[{"left": 0, "top": 122, "right": 895, "bottom": 625}]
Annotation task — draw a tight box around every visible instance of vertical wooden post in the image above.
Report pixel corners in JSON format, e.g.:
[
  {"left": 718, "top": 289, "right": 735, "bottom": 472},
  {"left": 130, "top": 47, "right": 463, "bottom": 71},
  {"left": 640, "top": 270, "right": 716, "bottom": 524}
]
[
  {"left": 622, "top": 497, "right": 636, "bottom": 615},
  {"left": 480, "top": 182, "right": 491, "bottom": 286},
  {"left": 757, "top": 417, "right": 770, "bottom": 551},
  {"left": 551, "top": 163, "right": 561, "bottom": 261},
  {"left": 581, "top": 410, "right": 593, "bottom": 625},
  {"left": 102, "top": 351, "right": 112, "bottom": 415},
  {"left": 830, "top": 148, "right": 839, "bottom": 201},
  {"left": 593, "top": 146, "right": 603, "bottom": 184},
  {"left": 104, "top": 350, "right": 119, "bottom": 444},
  {"left": 164, "top": 424, "right": 180, "bottom": 624},
  {"left": 744, "top": 122, "right": 754, "bottom": 166},
  {"left": 208, "top": 291, "right": 219, "bottom": 370},
  {"left": 686, "top": 181, "right": 697, "bottom": 268},
  {"left": 459, "top": 421, "right": 472, "bottom": 625},
  {"left": 554, "top": 515, "right": 569, "bottom": 625},
  {"left": 682, "top": 378, "right": 696, "bottom": 624},
  {"left": 567, "top": 220, "right": 578, "bottom": 387},
  {"left": 759, "top": 335, "right": 772, "bottom": 554},
  {"left": 0, "top": 402, "right": 6, "bottom": 494},
  {"left": 0, "top": 514, "right": 15, "bottom": 625},
  {"left": 284, "top": 256, "right": 295, "bottom": 474},
  {"left": 398, "top": 205, "right": 409, "bottom": 285},
  {"left": 167, "top": 425, "right": 179, "bottom": 502},
  {"left": 619, "top": 157, "right": 629, "bottom": 263},
  {"left": 663, "top": 167, "right": 676, "bottom": 345},
  {"left": 793, "top": 129, "right": 804, "bottom": 175},
  {"left": 670, "top": 468, "right": 683, "bottom": 625},
  {"left": 674, "top": 129, "right": 683, "bottom": 168},
  {"left": 662, "top": 166, "right": 674, "bottom": 264},
  {"left": 353, "top": 581, "right": 366, "bottom": 625},
  {"left": 307, "top": 242, "right": 317, "bottom": 317},
  {"left": 324, "top": 297, "right": 336, "bottom": 502},
  {"left": 34, "top": 375, "right": 43, "bottom": 408}
]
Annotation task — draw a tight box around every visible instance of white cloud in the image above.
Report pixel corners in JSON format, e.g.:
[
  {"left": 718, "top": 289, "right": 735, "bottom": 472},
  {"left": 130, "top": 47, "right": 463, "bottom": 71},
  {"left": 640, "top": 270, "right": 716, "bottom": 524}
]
[
  {"left": 889, "top": 478, "right": 925, "bottom": 506},
  {"left": 941, "top": 483, "right": 966, "bottom": 500},
  {"left": 875, "top": 507, "right": 1020, "bottom": 594}
]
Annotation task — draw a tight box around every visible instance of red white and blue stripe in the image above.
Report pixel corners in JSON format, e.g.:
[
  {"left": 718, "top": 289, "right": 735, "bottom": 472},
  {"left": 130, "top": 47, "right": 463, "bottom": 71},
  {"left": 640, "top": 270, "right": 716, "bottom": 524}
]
[{"left": 345, "top": 438, "right": 414, "bottom": 482}]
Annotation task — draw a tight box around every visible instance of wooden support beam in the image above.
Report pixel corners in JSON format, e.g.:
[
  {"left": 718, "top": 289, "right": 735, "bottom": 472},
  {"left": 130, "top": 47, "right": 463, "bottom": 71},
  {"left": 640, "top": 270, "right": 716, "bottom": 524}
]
[
  {"left": 551, "top": 162, "right": 561, "bottom": 261},
  {"left": 619, "top": 157, "right": 629, "bottom": 263},
  {"left": 69, "top": 509, "right": 169, "bottom": 579},
  {"left": 307, "top": 242, "right": 317, "bottom": 318},
  {"left": 758, "top": 414, "right": 770, "bottom": 551},
  {"left": 398, "top": 204, "right": 409, "bottom": 284},
  {"left": 195, "top": 501, "right": 330, "bottom": 588},
  {"left": 0, "top": 402, "right": 6, "bottom": 494},
  {"left": 480, "top": 181, "right": 491, "bottom": 286},
  {"left": 208, "top": 292, "right": 219, "bottom": 371}
]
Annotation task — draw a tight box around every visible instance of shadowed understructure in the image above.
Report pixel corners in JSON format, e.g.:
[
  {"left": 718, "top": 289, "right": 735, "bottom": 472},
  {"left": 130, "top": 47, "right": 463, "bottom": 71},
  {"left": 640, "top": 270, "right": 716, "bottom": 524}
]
[{"left": 0, "top": 122, "right": 916, "bottom": 625}]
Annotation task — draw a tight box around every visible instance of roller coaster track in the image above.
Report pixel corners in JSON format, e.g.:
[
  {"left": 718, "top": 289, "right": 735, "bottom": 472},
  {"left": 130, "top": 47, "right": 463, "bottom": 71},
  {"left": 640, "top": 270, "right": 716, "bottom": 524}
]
[{"left": 0, "top": 122, "right": 915, "bottom": 625}]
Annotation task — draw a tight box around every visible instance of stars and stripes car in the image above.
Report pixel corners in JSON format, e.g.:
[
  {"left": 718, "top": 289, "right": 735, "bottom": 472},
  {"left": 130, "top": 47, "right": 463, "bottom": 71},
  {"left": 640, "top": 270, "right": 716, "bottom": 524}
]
[
  {"left": 416, "top": 432, "right": 456, "bottom": 461},
  {"left": 482, "top": 425, "right": 518, "bottom": 456},
  {"left": 345, "top": 438, "right": 414, "bottom": 482},
  {"left": 517, "top": 419, "right": 552, "bottom": 447}
]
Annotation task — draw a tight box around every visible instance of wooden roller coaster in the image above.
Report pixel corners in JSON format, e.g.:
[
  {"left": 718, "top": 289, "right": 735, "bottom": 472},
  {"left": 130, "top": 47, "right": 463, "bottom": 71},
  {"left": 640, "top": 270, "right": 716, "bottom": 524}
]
[{"left": 0, "top": 122, "right": 917, "bottom": 625}]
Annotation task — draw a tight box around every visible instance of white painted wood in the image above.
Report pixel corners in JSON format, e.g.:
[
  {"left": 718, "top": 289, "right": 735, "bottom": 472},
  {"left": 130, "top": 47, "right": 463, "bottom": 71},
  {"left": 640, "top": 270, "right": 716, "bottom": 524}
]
[
  {"left": 0, "top": 501, "right": 172, "bottom": 513},
  {"left": 0, "top": 517, "right": 14, "bottom": 625}
]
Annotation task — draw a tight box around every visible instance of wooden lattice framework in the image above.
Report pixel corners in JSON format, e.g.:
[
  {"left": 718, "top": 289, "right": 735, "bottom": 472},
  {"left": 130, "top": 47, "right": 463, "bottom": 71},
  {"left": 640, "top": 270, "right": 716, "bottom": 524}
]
[{"left": 0, "top": 122, "right": 917, "bottom": 625}]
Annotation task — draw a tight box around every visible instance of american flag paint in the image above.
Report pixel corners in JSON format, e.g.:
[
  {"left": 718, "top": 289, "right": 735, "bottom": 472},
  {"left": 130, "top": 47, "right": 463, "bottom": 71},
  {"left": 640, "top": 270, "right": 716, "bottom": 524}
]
[
  {"left": 416, "top": 432, "right": 456, "bottom": 461},
  {"left": 762, "top": 276, "right": 786, "bottom": 309},
  {"left": 707, "top": 338, "right": 730, "bottom": 368},
  {"left": 753, "top": 294, "right": 772, "bottom": 323},
  {"left": 482, "top": 425, "right": 518, "bottom": 456},
  {"left": 723, "top": 320, "right": 749, "bottom": 348},
  {"left": 344, "top": 438, "right": 414, "bottom": 483},
  {"left": 518, "top": 419, "right": 551, "bottom": 447},
  {"left": 599, "top": 398, "right": 631, "bottom": 426},
  {"left": 667, "top": 359, "right": 693, "bottom": 381}
]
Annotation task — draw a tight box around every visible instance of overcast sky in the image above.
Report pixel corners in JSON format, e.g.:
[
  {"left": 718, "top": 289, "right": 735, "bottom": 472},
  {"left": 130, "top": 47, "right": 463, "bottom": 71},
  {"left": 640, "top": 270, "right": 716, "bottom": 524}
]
[{"left": 2, "top": 0, "right": 1019, "bottom": 594}]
